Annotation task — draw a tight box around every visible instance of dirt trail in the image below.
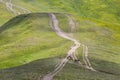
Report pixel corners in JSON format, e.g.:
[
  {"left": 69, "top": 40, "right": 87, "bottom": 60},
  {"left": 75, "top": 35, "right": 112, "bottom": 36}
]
[
  {"left": 42, "top": 13, "right": 96, "bottom": 80},
  {"left": 42, "top": 13, "right": 81, "bottom": 80},
  {"left": 66, "top": 15, "right": 96, "bottom": 71},
  {"left": 0, "top": 0, "right": 30, "bottom": 15}
]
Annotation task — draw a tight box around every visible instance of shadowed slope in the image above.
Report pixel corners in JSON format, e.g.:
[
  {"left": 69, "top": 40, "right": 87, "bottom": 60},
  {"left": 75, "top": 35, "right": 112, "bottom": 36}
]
[{"left": 0, "top": 57, "right": 120, "bottom": 80}]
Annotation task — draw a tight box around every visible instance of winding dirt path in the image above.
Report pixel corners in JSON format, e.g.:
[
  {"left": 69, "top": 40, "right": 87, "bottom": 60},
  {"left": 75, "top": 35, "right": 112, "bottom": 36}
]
[{"left": 42, "top": 13, "right": 96, "bottom": 80}]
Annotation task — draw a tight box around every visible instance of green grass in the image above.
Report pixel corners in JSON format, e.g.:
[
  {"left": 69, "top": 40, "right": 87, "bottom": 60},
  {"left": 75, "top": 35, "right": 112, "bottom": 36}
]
[
  {"left": 12, "top": 0, "right": 120, "bottom": 24},
  {"left": 1, "top": 0, "right": 120, "bottom": 26},
  {"left": 0, "top": 13, "right": 119, "bottom": 80},
  {"left": 0, "top": 0, "right": 120, "bottom": 80},
  {"left": 0, "top": 13, "right": 72, "bottom": 68}
]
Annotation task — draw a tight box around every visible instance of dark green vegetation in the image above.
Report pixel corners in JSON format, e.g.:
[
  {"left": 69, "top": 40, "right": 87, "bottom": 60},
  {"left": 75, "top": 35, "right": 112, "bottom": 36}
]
[
  {"left": 0, "top": 0, "right": 120, "bottom": 80},
  {"left": 0, "top": 57, "right": 120, "bottom": 80}
]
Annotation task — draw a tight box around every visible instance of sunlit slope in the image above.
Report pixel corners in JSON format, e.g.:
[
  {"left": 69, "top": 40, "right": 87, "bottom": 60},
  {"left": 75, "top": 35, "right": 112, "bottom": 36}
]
[
  {"left": 1, "top": 0, "right": 120, "bottom": 28},
  {"left": 12, "top": 0, "right": 120, "bottom": 24},
  {"left": 0, "top": 13, "right": 120, "bottom": 79},
  {"left": 0, "top": 0, "right": 120, "bottom": 79},
  {"left": 57, "top": 13, "right": 120, "bottom": 75},
  {"left": 0, "top": 13, "right": 71, "bottom": 68}
]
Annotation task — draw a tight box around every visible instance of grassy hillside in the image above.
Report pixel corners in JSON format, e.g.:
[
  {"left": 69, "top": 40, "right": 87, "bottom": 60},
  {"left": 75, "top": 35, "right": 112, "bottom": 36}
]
[
  {"left": 1, "top": 0, "right": 120, "bottom": 26},
  {"left": 0, "top": 57, "right": 120, "bottom": 80},
  {"left": 0, "top": 0, "right": 120, "bottom": 80},
  {"left": 0, "top": 13, "right": 120, "bottom": 80},
  {"left": 0, "top": 13, "right": 72, "bottom": 68},
  {"left": 12, "top": 0, "right": 120, "bottom": 24}
]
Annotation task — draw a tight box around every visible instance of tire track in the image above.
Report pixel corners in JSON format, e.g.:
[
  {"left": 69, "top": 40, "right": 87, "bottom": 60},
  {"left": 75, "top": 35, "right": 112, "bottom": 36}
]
[{"left": 67, "top": 15, "right": 96, "bottom": 71}]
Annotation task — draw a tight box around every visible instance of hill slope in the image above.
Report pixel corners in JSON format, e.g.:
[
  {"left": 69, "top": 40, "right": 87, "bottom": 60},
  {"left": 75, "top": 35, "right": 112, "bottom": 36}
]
[
  {"left": 0, "top": 13, "right": 72, "bottom": 68},
  {"left": 11, "top": 0, "right": 120, "bottom": 24},
  {"left": 0, "top": 0, "right": 120, "bottom": 80},
  {"left": 1, "top": 0, "right": 120, "bottom": 25},
  {"left": 0, "top": 13, "right": 120, "bottom": 80}
]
